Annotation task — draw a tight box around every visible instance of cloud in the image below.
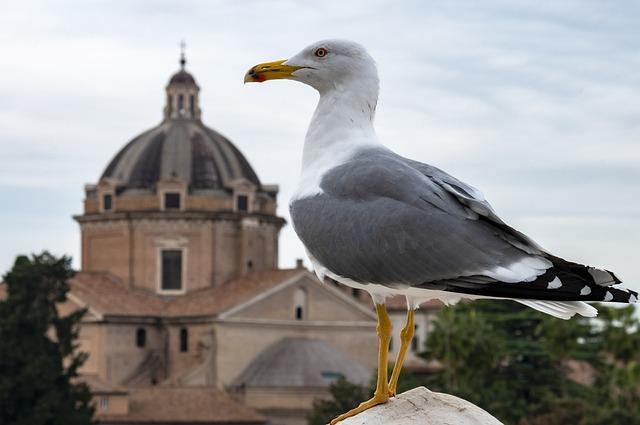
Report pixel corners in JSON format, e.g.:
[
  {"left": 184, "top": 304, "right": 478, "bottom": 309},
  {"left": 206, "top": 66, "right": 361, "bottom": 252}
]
[{"left": 0, "top": 0, "right": 639, "bottom": 295}]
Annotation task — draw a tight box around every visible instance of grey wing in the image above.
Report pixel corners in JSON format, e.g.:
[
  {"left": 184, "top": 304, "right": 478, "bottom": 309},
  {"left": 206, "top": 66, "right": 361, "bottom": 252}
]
[
  {"left": 290, "top": 147, "right": 549, "bottom": 286},
  {"left": 290, "top": 147, "right": 636, "bottom": 304},
  {"left": 405, "top": 157, "right": 543, "bottom": 254}
]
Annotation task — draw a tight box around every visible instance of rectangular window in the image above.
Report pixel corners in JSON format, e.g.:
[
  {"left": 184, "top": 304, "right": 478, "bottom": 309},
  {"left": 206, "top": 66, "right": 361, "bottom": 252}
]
[
  {"left": 161, "top": 250, "right": 183, "bottom": 291},
  {"left": 189, "top": 95, "right": 195, "bottom": 114},
  {"left": 103, "top": 194, "right": 113, "bottom": 211},
  {"left": 180, "top": 328, "right": 189, "bottom": 352},
  {"left": 164, "top": 192, "right": 181, "bottom": 210},
  {"left": 100, "top": 396, "right": 109, "bottom": 411},
  {"left": 236, "top": 195, "right": 248, "bottom": 212},
  {"left": 178, "top": 94, "right": 184, "bottom": 110}
]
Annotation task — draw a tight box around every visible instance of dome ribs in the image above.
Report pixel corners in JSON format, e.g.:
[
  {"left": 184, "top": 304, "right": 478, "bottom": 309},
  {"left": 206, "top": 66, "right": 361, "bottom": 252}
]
[
  {"left": 191, "top": 130, "right": 223, "bottom": 189},
  {"left": 128, "top": 131, "right": 166, "bottom": 189},
  {"left": 223, "top": 138, "right": 261, "bottom": 187},
  {"left": 161, "top": 122, "right": 192, "bottom": 182},
  {"left": 200, "top": 126, "right": 236, "bottom": 184},
  {"left": 101, "top": 127, "right": 158, "bottom": 182},
  {"left": 99, "top": 122, "right": 261, "bottom": 193}
]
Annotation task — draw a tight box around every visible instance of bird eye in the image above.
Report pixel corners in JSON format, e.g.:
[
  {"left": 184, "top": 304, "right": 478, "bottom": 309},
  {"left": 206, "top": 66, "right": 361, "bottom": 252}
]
[{"left": 314, "top": 48, "right": 328, "bottom": 58}]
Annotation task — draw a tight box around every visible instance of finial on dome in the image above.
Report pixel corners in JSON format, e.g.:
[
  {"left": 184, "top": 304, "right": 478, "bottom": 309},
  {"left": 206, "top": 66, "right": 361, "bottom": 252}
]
[
  {"left": 165, "top": 41, "right": 201, "bottom": 120},
  {"left": 180, "top": 40, "right": 186, "bottom": 69}
]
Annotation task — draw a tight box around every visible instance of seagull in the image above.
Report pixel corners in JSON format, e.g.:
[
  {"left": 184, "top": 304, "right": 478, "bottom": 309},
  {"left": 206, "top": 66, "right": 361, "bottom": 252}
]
[{"left": 245, "top": 39, "right": 638, "bottom": 424}]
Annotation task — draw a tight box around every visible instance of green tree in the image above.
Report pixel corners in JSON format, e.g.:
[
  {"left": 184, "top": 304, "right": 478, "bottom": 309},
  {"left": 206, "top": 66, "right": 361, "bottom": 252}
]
[
  {"left": 308, "top": 301, "right": 640, "bottom": 425},
  {"left": 519, "top": 399, "right": 592, "bottom": 425},
  {"left": 421, "top": 301, "right": 569, "bottom": 423},
  {"left": 404, "top": 300, "right": 640, "bottom": 425},
  {"left": 0, "top": 252, "right": 94, "bottom": 425},
  {"left": 594, "top": 305, "right": 640, "bottom": 363},
  {"left": 586, "top": 305, "right": 640, "bottom": 422},
  {"left": 308, "top": 377, "right": 369, "bottom": 425}
]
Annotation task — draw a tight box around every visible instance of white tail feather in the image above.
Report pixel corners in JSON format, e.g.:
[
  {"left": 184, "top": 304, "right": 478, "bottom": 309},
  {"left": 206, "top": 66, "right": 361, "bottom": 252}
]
[{"left": 516, "top": 299, "right": 598, "bottom": 320}]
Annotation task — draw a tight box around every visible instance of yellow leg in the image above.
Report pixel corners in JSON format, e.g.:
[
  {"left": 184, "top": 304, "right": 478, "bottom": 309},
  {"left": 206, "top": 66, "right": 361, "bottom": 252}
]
[
  {"left": 330, "top": 304, "right": 392, "bottom": 425},
  {"left": 388, "top": 308, "right": 414, "bottom": 397}
]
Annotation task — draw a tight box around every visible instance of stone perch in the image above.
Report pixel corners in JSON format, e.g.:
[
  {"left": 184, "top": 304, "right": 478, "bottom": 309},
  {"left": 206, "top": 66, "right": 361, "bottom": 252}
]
[{"left": 336, "top": 387, "right": 503, "bottom": 425}]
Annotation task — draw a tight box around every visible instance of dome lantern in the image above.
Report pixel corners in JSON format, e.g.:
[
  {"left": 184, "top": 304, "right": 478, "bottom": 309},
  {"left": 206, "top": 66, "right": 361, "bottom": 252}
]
[{"left": 164, "top": 42, "right": 201, "bottom": 121}]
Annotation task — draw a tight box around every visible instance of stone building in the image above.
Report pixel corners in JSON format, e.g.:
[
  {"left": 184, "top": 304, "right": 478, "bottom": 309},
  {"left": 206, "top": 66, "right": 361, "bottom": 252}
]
[{"left": 4, "top": 53, "right": 442, "bottom": 425}]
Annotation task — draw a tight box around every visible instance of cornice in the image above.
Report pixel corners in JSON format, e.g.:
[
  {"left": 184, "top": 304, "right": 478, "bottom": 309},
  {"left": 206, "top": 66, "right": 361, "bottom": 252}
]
[{"left": 73, "top": 210, "right": 286, "bottom": 227}]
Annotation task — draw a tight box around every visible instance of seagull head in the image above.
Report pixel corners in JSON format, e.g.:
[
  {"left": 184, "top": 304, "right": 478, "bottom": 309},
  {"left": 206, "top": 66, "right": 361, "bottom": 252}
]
[{"left": 244, "top": 39, "right": 379, "bottom": 95}]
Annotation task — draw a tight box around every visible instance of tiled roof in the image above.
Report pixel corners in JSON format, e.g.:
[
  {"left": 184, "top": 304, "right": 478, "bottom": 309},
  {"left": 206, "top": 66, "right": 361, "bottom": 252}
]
[
  {"left": 165, "top": 269, "right": 303, "bottom": 317},
  {"left": 69, "top": 269, "right": 304, "bottom": 318},
  {"left": 79, "top": 374, "right": 127, "bottom": 395},
  {"left": 97, "top": 387, "right": 265, "bottom": 424},
  {"left": 69, "top": 272, "right": 168, "bottom": 317},
  {"left": 7, "top": 272, "right": 443, "bottom": 318}
]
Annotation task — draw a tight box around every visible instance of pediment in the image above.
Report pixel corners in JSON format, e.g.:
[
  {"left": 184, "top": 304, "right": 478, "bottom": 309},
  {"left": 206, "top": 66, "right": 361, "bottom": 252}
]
[
  {"left": 220, "top": 271, "right": 376, "bottom": 323},
  {"left": 59, "top": 293, "right": 103, "bottom": 322},
  {"left": 228, "top": 178, "right": 256, "bottom": 192}
]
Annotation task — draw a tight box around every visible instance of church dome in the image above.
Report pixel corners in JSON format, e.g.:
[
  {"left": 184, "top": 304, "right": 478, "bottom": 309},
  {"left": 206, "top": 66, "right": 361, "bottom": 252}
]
[
  {"left": 78, "top": 47, "right": 283, "bottom": 290},
  {"left": 100, "top": 51, "right": 260, "bottom": 193},
  {"left": 101, "top": 120, "right": 260, "bottom": 192}
]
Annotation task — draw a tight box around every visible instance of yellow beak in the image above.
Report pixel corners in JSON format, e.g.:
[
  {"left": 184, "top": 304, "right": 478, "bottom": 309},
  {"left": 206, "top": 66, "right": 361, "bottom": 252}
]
[{"left": 244, "top": 59, "right": 305, "bottom": 83}]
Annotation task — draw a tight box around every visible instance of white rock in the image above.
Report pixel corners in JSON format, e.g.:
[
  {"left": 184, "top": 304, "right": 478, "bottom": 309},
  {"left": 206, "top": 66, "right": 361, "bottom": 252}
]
[{"left": 335, "top": 387, "right": 503, "bottom": 425}]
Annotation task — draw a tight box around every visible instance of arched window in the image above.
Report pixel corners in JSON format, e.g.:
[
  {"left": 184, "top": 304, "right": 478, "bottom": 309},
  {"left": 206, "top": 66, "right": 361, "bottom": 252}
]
[
  {"left": 180, "top": 328, "right": 188, "bottom": 352},
  {"left": 136, "top": 328, "right": 146, "bottom": 348},
  {"left": 293, "top": 288, "right": 307, "bottom": 320},
  {"left": 178, "top": 94, "right": 184, "bottom": 111}
]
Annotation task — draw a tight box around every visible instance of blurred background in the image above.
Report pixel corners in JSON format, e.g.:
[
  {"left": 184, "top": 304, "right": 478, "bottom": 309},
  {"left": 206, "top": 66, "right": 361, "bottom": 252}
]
[{"left": 0, "top": 1, "right": 639, "bottom": 425}]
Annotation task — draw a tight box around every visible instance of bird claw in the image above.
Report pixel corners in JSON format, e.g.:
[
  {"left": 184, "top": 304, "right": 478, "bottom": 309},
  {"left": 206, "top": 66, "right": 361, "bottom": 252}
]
[{"left": 329, "top": 393, "right": 390, "bottom": 424}]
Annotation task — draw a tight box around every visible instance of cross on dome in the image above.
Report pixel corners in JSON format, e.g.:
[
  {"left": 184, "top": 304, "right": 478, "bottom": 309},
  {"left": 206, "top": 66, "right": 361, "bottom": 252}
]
[{"left": 180, "top": 40, "right": 186, "bottom": 69}]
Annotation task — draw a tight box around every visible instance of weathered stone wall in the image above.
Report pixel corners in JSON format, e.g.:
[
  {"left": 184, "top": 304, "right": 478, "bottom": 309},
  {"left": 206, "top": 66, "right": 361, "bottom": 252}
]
[
  {"left": 102, "top": 323, "right": 164, "bottom": 385},
  {"left": 78, "top": 216, "right": 281, "bottom": 291},
  {"left": 214, "top": 279, "right": 378, "bottom": 387}
]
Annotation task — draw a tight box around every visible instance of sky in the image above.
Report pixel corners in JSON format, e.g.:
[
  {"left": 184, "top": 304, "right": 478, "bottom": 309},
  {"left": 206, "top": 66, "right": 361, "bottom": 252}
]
[{"left": 1, "top": 0, "right": 639, "bottom": 294}]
